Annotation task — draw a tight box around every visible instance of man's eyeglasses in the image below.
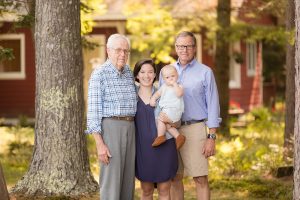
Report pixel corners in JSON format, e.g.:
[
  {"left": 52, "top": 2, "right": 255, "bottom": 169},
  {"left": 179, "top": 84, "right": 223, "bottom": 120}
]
[
  {"left": 175, "top": 45, "right": 195, "bottom": 50},
  {"left": 111, "top": 48, "right": 130, "bottom": 55}
]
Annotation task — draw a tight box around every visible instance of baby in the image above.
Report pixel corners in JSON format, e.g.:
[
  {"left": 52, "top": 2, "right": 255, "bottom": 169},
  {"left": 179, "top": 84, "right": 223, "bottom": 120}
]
[{"left": 150, "top": 65, "right": 186, "bottom": 149}]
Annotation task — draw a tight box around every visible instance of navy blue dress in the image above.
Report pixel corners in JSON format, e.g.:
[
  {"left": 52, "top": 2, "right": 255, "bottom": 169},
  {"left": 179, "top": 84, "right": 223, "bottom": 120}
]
[{"left": 135, "top": 97, "right": 178, "bottom": 183}]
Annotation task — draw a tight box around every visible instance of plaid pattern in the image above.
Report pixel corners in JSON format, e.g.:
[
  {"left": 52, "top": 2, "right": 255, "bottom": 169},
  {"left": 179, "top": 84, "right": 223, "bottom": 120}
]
[{"left": 86, "top": 60, "right": 137, "bottom": 134}]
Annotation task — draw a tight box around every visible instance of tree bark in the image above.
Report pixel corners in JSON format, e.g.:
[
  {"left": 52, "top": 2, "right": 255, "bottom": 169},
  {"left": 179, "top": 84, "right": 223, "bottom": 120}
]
[
  {"left": 294, "top": 1, "right": 300, "bottom": 199},
  {"left": 215, "top": 0, "right": 231, "bottom": 136},
  {"left": 11, "top": 0, "right": 98, "bottom": 197},
  {"left": 284, "top": 0, "right": 295, "bottom": 162},
  {"left": 0, "top": 163, "right": 9, "bottom": 200}
]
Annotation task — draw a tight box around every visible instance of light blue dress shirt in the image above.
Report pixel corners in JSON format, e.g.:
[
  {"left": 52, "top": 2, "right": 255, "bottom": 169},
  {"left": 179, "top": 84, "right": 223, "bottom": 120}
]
[
  {"left": 86, "top": 60, "right": 137, "bottom": 134},
  {"left": 160, "top": 59, "right": 221, "bottom": 128}
]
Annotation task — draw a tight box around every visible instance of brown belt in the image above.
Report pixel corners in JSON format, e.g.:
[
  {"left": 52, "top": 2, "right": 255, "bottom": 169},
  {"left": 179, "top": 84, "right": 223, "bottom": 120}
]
[
  {"left": 181, "top": 119, "right": 206, "bottom": 125},
  {"left": 110, "top": 116, "right": 134, "bottom": 121}
]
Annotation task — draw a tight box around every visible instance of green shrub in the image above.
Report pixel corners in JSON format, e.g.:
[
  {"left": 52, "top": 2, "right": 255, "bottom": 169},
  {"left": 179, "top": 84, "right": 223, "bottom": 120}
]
[{"left": 211, "top": 107, "right": 285, "bottom": 178}]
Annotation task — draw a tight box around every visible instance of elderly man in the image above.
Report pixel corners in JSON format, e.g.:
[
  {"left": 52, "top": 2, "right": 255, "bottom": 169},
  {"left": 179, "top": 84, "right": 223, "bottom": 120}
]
[
  {"left": 162, "top": 31, "right": 221, "bottom": 200},
  {"left": 86, "top": 34, "right": 137, "bottom": 200}
]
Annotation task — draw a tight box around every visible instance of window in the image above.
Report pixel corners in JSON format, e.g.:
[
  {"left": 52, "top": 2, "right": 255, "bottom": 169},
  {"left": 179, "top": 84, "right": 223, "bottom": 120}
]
[
  {"left": 246, "top": 42, "right": 257, "bottom": 77},
  {"left": 0, "top": 34, "right": 25, "bottom": 79},
  {"left": 229, "top": 42, "right": 241, "bottom": 89}
]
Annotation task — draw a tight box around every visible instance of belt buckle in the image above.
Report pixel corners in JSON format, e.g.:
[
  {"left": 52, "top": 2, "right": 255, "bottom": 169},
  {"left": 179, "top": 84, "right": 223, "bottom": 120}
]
[{"left": 182, "top": 121, "right": 191, "bottom": 125}]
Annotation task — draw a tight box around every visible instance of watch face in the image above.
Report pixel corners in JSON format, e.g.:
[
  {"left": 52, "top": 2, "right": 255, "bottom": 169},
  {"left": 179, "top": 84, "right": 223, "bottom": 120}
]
[{"left": 208, "top": 133, "right": 216, "bottom": 140}]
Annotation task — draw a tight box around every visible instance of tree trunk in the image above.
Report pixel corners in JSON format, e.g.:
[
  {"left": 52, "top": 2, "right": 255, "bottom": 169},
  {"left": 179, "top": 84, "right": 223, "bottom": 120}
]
[
  {"left": 284, "top": 0, "right": 295, "bottom": 162},
  {"left": 11, "top": 0, "right": 98, "bottom": 197},
  {"left": 0, "top": 163, "right": 9, "bottom": 200},
  {"left": 215, "top": 0, "right": 231, "bottom": 136},
  {"left": 294, "top": 1, "right": 300, "bottom": 198}
]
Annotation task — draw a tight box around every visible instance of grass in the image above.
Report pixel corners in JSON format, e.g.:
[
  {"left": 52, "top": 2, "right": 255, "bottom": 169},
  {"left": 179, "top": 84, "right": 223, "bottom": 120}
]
[{"left": 0, "top": 125, "right": 293, "bottom": 199}]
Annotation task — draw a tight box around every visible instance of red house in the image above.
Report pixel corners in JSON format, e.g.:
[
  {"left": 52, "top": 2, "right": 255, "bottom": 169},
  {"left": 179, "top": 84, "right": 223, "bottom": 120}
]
[{"left": 0, "top": 0, "right": 277, "bottom": 118}]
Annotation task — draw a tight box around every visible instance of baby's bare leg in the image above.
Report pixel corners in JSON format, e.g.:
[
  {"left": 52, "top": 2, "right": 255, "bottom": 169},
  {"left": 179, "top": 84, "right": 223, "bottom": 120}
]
[
  {"left": 152, "top": 119, "right": 168, "bottom": 147},
  {"left": 166, "top": 126, "right": 180, "bottom": 138},
  {"left": 157, "top": 119, "right": 167, "bottom": 137},
  {"left": 167, "top": 125, "right": 186, "bottom": 150}
]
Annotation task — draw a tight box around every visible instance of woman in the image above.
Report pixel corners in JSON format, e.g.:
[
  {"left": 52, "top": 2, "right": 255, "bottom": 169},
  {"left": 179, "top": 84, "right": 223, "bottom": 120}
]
[{"left": 134, "top": 59, "right": 178, "bottom": 200}]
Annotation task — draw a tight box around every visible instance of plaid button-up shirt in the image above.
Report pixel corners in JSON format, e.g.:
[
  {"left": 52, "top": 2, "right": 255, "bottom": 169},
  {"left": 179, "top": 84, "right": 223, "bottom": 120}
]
[{"left": 86, "top": 60, "right": 137, "bottom": 134}]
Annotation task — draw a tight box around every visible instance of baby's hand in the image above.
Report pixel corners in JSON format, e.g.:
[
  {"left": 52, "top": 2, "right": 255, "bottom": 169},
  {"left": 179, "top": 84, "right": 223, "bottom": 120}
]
[{"left": 149, "top": 98, "right": 156, "bottom": 107}]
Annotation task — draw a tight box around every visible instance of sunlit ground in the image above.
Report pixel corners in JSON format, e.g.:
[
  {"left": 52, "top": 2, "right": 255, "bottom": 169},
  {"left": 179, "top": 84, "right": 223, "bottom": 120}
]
[{"left": 1, "top": 126, "right": 293, "bottom": 200}]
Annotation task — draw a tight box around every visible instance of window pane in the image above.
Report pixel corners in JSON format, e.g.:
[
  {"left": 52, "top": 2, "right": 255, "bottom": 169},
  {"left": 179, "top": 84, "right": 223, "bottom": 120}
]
[
  {"left": 0, "top": 39, "right": 21, "bottom": 72},
  {"left": 246, "top": 42, "right": 257, "bottom": 76}
]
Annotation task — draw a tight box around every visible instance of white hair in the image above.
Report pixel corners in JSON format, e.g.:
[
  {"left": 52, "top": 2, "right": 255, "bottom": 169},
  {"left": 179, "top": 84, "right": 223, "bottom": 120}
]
[{"left": 107, "top": 34, "right": 131, "bottom": 49}]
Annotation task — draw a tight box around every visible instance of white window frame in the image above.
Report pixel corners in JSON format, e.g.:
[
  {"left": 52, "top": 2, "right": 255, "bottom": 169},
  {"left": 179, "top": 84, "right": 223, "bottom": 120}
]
[
  {"left": 246, "top": 42, "right": 257, "bottom": 77},
  {"left": 229, "top": 42, "right": 241, "bottom": 89},
  {"left": 0, "top": 33, "right": 26, "bottom": 80}
]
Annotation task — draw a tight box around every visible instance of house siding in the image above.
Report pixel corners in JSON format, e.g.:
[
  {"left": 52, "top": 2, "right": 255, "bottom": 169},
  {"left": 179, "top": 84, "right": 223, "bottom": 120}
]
[
  {"left": 229, "top": 42, "right": 262, "bottom": 112},
  {"left": 0, "top": 22, "right": 35, "bottom": 117}
]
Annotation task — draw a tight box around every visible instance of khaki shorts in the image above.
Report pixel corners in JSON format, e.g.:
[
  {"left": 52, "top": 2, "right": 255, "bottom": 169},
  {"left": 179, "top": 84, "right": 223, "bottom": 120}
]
[{"left": 177, "top": 122, "right": 208, "bottom": 177}]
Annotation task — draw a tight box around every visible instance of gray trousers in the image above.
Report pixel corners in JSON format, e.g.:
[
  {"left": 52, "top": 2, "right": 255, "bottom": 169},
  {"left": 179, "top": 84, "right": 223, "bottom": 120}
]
[{"left": 100, "top": 118, "right": 135, "bottom": 200}]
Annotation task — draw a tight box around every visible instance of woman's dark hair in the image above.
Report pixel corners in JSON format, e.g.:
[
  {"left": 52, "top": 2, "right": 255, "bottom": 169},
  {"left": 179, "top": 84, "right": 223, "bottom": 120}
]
[{"left": 133, "top": 58, "right": 156, "bottom": 83}]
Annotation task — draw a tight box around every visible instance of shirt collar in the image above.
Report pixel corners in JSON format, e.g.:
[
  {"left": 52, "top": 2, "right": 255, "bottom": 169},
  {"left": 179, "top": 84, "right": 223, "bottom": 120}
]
[
  {"left": 106, "top": 59, "right": 128, "bottom": 75},
  {"left": 176, "top": 58, "right": 196, "bottom": 70}
]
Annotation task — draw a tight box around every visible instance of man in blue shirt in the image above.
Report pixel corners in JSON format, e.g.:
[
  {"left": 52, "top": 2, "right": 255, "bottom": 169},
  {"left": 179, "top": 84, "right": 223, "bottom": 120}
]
[
  {"left": 86, "top": 34, "right": 137, "bottom": 200},
  {"left": 167, "top": 31, "right": 221, "bottom": 200}
]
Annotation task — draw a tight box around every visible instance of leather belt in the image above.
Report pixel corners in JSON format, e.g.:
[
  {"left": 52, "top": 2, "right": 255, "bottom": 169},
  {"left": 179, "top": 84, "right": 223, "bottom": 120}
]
[
  {"left": 181, "top": 119, "right": 205, "bottom": 126},
  {"left": 110, "top": 116, "right": 134, "bottom": 121}
]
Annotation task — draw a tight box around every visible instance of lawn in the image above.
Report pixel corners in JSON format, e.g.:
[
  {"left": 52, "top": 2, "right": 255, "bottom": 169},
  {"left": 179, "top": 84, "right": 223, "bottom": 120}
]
[{"left": 0, "top": 110, "right": 293, "bottom": 200}]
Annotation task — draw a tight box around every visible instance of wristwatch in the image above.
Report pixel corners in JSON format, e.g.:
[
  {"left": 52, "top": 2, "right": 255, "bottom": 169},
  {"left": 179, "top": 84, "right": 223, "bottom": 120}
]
[{"left": 207, "top": 133, "right": 216, "bottom": 140}]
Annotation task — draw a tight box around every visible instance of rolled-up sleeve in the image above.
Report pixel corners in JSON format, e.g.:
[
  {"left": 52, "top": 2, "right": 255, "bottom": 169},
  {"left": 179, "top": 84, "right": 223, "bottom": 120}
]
[
  {"left": 86, "top": 70, "right": 103, "bottom": 134},
  {"left": 205, "top": 70, "right": 221, "bottom": 128}
]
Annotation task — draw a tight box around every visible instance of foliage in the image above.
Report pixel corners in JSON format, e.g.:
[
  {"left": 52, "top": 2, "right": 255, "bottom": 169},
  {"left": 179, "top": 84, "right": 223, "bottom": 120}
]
[
  {"left": 254, "top": 0, "right": 286, "bottom": 25},
  {"left": 15, "top": 11, "right": 35, "bottom": 28},
  {"left": 0, "top": 0, "right": 35, "bottom": 28},
  {"left": 124, "top": 0, "right": 177, "bottom": 64},
  {"left": 1, "top": 108, "right": 292, "bottom": 199},
  {"left": 0, "top": 0, "right": 25, "bottom": 16},
  {"left": 6, "top": 125, "right": 34, "bottom": 167},
  {"left": 0, "top": 126, "right": 34, "bottom": 185},
  {"left": 210, "top": 107, "right": 286, "bottom": 178},
  {"left": 86, "top": 134, "right": 99, "bottom": 177},
  {"left": 262, "top": 40, "right": 286, "bottom": 97},
  {"left": 0, "top": 47, "right": 14, "bottom": 62},
  {"left": 82, "top": 37, "right": 100, "bottom": 50},
  {"left": 0, "top": 0, "right": 106, "bottom": 56},
  {"left": 228, "top": 23, "right": 287, "bottom": 45},
  {"left": 124, "top": 0, "right": 220, "bottom": 64},
  {"left": 1, "top": 0, "right": 106, "bottom": 33},
  {"left": 80, "top": 0, "right": 106, "bottom": 35}
]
